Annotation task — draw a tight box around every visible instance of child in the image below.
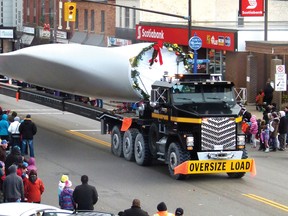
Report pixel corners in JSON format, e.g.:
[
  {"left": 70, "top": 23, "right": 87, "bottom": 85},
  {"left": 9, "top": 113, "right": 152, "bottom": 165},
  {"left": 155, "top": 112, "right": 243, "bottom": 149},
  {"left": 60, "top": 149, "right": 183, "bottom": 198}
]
[
  {"left": 261, "top": 123, "right": 270, "bottom": 153},
  {"left": 249, "top": 115, "right": 258, "bottom": 148},
  {"left": 256, "top": 90, "right": 264, "bottom": 111}
]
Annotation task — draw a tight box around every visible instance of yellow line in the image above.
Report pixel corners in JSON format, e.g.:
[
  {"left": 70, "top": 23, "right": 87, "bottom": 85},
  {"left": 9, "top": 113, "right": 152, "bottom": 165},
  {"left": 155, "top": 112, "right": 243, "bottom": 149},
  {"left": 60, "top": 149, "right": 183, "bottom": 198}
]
[
  {"left": 66, "top": 130, "right": 111, "bottom": 147},
  {"left": 243, "top": 194, "right": 288, "bottom": 212}
]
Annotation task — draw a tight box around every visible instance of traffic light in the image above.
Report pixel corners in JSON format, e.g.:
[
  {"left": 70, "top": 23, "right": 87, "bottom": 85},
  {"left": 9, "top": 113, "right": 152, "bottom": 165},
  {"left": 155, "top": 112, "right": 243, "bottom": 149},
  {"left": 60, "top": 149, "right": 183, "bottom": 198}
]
[{"left": 64, "top": 2, "right": 76, "bottom": 22}]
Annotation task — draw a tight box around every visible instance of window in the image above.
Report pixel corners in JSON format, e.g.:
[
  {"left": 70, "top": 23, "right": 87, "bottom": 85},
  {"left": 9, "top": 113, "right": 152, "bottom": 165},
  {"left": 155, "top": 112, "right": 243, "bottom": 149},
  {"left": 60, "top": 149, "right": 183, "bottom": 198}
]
[
  {"left": 91, "top": 10, "right": 95, "bottom": 31},
  {"left": 125, "top": 8, "right": 129, "bottom": 28},
  {"left": 101, "top": 10, "right": 105, "bottom": 32},
  {"left": 26, "top": 0, "right": 30, "bottom": 22},
  {"left": 119, "top": 7, "right": 122, "bottom": 27},
  {"left": 84, "top": 9, "right": 88, "bottom": 31},
  {"left": 132, "top": 7, "right": 136, "bottom": 28},
  {"left": 75, "top": 9, "right": 79, "bottom": 29},
  {"left": 33, "top": 0, "right": 36, "bottom": 23}
]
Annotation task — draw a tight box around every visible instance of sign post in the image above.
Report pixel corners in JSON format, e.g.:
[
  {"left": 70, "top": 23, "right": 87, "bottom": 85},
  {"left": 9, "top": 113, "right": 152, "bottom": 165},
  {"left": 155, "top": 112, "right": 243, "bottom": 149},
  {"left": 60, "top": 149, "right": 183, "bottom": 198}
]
[{"left": 189, "top": 34, "right": 202, "bottom": 74}]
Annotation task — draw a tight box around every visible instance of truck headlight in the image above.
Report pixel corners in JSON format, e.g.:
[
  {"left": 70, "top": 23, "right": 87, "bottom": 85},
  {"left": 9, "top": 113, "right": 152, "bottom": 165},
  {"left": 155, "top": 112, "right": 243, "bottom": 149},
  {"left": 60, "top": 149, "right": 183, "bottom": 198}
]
[
  {"left": 186, "top": 136, "right": 194, "bottom": 147},
  {"left": 237, "top": 135, "right": 245, "bottom": 146}
]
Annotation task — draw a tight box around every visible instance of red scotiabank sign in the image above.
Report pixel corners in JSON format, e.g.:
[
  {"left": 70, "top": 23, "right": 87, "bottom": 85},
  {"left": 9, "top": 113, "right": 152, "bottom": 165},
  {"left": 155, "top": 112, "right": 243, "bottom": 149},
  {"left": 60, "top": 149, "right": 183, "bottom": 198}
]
[
  {"left": 239, "top": 0, "right": 264, "bottom": 17},
  {"left": 136, "top": 25, "right": 237, "bottom": 52}
]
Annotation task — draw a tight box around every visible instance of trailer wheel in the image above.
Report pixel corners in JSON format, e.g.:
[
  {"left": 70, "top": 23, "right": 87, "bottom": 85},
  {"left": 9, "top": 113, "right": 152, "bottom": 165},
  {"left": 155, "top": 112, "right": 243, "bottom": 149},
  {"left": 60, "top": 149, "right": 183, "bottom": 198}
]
[
  {"left": 227, "top": 149, "right": 248, "bottom": 178},
  {"left": 134, "top": 133, "right": 152, "bottom": 166},
  {"left": 123, "top": 128, "right": 139, "bottom": 161},
  {"left": 168, "top": 142, "right": 190, "bottom": 180},
  {"left": 148, "top": 123, "right": 159, "bottom": 158},
  {"left": 111, "top": 126, "right": 123, "bottom": 157}
]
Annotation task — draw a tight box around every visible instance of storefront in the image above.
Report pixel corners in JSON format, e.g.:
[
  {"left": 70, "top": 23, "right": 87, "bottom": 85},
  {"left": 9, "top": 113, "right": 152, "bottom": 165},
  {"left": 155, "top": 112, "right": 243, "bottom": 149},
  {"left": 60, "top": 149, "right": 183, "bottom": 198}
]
[
  {"left": 135, "top": 22, "right": 288, "bottom": 104},
  {"left": 0, "top": 27, "right": 16, "bottom": 53}
]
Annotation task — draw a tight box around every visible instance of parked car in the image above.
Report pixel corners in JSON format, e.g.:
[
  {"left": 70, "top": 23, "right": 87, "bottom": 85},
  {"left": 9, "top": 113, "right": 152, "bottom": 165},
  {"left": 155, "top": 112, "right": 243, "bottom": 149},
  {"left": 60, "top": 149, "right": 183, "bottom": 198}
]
[
  {"left": 0, "top": 75, "right": 9, "bottom": 83},
  {"left": 72, "top": 211, "right": 115, "bottom": 216},
  {"left": 0, "top": 202, "right": 72, "bottom": 216}
]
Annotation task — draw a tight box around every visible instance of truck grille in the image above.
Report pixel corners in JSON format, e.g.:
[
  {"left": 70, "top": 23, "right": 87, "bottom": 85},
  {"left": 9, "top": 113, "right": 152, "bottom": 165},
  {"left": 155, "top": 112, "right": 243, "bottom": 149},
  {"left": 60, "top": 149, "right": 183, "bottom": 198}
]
[{"left": 201, "top": 117, "right": 236, "bottom": 150}]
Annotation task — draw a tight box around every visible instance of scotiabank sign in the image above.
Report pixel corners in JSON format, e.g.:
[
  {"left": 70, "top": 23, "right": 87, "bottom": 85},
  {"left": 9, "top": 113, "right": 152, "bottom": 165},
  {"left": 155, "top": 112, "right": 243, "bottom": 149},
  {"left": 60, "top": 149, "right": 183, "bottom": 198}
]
[
  {"left": 239, "top": 0, "right": 264, "bottom": 17},
  {"left": 136, "top": 25, "right": 237, "bottom": 51}
]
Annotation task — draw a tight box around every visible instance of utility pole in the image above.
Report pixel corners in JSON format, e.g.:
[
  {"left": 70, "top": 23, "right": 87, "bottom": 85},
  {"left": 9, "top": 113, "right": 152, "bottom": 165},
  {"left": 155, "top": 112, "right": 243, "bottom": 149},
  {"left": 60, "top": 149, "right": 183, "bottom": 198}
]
[{"left": 53, "top": 0, "right": 57, "bottom": 43}]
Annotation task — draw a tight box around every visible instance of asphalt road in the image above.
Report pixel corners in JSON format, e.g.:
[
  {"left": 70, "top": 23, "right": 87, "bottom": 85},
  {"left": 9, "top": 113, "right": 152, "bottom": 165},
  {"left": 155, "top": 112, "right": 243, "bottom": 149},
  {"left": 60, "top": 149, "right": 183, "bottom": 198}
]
[{"left": 0, "top": 94, "right": 288, "bottom": 216}]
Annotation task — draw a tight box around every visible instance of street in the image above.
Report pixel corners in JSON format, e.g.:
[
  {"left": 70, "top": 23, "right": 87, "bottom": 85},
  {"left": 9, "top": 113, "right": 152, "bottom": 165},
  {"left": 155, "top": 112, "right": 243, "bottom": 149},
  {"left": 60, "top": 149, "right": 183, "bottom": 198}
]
[{"left": 1, "top": 94, "right": 288, "bottom": 216}]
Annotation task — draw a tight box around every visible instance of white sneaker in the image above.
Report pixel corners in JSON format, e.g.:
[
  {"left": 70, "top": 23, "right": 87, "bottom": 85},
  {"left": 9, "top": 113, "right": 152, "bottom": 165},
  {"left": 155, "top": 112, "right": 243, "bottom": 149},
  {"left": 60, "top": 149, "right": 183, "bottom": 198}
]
[{"left": 265, "top": 148, "right": 269, "bottom": 153}]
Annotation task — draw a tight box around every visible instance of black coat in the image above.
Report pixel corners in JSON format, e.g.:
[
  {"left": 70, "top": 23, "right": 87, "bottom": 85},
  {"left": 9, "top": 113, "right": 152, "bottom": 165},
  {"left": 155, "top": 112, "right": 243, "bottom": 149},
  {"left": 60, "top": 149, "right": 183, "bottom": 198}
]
[
  {"left": 123, "top": 206, "right": 149, "bottom": 216},
  {"left": 19, "top": 120, "right": 37, "bottom": 139},
  {"left": 73, "top": 183, "right": 98, "bottom": 210}
]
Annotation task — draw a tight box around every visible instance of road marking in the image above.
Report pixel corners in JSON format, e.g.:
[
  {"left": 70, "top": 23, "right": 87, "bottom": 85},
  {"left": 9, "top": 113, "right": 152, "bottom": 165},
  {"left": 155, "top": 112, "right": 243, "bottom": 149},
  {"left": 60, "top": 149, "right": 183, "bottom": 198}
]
[
  {"left": 66, "top": 130, "right": 111, "bottom": 147},
  {"left": 243, "top": 194, "right": 288, "bottom": 212}
]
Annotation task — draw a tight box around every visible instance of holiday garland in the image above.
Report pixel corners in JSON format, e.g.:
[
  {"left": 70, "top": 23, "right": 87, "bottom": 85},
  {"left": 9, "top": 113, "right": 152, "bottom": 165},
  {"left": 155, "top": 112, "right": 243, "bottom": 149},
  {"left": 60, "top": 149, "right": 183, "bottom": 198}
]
[{"left": 130, "top": 42, "right": 192, "bottom": 100}]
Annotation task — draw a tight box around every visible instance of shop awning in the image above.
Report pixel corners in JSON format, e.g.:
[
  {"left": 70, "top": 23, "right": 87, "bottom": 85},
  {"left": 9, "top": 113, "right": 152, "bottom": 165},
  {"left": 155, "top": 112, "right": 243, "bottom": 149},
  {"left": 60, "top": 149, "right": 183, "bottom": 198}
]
[
  {"left": 84, "top": 34, "right": 105, "bottom": 47},
  {"left": 246, "top": 41, "right": 288, "bottom": 55},
  {"left": 69, "top": 32, "right": 87, "bottom": 44},
  {"left": 20, "top": 34, "right": 34, "bottom": 45}
]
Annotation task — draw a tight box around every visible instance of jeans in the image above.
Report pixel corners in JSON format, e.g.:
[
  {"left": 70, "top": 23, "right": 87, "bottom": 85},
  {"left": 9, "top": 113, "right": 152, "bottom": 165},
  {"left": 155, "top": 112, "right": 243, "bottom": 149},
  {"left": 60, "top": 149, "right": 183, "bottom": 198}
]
[{"left": 22, "top": 139, "right": 34, "bottom": 157}]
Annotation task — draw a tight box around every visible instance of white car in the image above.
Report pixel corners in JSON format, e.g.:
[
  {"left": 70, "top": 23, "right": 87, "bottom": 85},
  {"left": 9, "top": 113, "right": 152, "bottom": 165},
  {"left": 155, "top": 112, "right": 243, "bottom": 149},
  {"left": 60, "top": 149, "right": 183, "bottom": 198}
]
[{"left": 0, "top": 202, "right": 72, "bottom": 216}]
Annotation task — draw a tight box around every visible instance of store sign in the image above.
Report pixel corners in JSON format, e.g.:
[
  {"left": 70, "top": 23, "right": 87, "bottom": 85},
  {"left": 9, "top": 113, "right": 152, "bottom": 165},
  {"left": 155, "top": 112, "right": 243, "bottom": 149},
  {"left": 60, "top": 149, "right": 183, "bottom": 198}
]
[
  {"left": 107, "top": 37, "right": 132, "bottom": 46},
  {"left": 239, "top": 0, "right": 264, "bottom": 17},
  {"left": 0, "top": 29, "right": 14, "bottom": 39},
  {"left": 136, "top": 25, "right": 236, "bottom": 51}
]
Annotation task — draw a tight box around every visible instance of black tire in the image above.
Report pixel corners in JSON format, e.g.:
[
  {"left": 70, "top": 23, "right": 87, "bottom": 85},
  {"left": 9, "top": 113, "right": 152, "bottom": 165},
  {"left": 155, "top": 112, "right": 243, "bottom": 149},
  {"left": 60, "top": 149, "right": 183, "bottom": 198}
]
[
  {"left": 123, "top": 128, "right": 139, "bottom": 161},
  {"left": 227, "top": 149, "right": 248, "bottom": 178},
  {"left": 168, "top": 142, "right": 190, "bottom": 180},
  {"left": 134, "top": 133, "right": 152, "bottom": 166},
  {"left": 148, "top": 123, "right": 159, "bottom": 158},
  {"left": 111, "top": 126, "right": 123, "bottom": 157}
]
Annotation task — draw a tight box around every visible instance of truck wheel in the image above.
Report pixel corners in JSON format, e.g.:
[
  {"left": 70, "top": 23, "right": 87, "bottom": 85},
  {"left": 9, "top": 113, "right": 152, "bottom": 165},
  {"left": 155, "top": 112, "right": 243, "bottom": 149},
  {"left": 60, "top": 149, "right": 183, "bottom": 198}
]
[
  {"left": 148, "top": 123, "right": 159, "bottom": 158},
  {"left": 123, "top": 128, "right": 139, "bottom": 161},
  {"left": 111, "top": 126, "right": 123, "bottom": 157},
  {"left": 227, "top": 149, "right": 248, "bottom": 178},
  {"left": 134, "top": 133, "right": 152, "bottom": 166},
  {"left": 168, "top": 142, "right": 190, "bottom": 180}
]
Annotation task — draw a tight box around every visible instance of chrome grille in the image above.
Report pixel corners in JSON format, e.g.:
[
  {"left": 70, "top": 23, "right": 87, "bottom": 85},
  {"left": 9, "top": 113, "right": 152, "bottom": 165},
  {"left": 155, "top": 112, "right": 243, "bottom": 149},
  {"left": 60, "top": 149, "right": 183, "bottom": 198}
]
[{"left": 201, "top": 117, "right": 236, "bottom": 150}]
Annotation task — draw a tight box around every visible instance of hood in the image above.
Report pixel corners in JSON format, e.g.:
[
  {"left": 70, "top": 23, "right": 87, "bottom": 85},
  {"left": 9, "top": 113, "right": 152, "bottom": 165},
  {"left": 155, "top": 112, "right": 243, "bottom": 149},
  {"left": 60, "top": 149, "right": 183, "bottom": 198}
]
[
  {"left": 250, "top": 115, "right": 257, "bottom": 123},
  {"left": 1, "top": 114, "right": 8, "bottom": 121},
  {"left": 28, "top": 157, "right": 36, "bottom": 166},
  {"left": 8, "top": 164, "right": 17, "bottom": 174}
]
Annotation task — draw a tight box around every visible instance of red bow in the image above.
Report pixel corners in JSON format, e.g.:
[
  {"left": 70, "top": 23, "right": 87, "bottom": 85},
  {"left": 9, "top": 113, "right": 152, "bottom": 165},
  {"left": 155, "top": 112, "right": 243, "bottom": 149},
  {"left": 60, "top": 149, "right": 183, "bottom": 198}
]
[{"left": 149, "top": 42, "right": 163, "bottom": 66}]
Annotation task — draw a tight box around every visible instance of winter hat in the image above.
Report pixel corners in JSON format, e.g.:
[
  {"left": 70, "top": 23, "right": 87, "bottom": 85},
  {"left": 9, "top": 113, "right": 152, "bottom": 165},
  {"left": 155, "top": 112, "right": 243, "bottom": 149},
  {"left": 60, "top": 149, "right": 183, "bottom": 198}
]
[
  {"left": 175, "top": 207, "right": 184, "bottom": 215},
  {"left": 14, "top": 116, "right": 20, "bottom": 122},
  {"left": 61, "top": 174, "right": 69, "bottom": 183},
  {"left": 26, "top": 114, "right": 31, "bottom": 119},
  {"left": 65, "top": 180, "right": 72, "bottom": 188},
  {"left": 132, "top": 199, "right": 141, "bottom": 208},
  {"left": 1, "top": 140, "right": 7, "bottom": 145},
  {"left": 157, "top": 202, "right": 167, "bottom": 211}
]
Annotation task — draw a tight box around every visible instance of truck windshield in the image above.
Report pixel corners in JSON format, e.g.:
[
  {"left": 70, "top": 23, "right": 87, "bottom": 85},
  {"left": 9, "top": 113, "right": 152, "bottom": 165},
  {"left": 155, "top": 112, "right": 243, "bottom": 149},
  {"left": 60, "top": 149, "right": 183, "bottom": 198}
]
[{"left": 172, "top": 84, "right": 236, "bottom": 106}]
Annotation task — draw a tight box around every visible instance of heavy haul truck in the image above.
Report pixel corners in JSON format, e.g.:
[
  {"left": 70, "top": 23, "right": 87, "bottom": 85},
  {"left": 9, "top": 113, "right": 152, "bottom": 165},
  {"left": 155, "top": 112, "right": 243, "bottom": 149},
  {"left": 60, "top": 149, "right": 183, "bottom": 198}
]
[{"left": 0, "top": 42, "right": 255, "bottom": 179}]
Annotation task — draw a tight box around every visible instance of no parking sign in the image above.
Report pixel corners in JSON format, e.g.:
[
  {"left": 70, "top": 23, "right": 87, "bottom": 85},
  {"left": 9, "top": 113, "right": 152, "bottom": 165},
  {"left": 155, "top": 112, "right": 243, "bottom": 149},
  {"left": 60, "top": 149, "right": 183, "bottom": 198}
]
[{"left": 275, "top": 65, "right": 287, "bottom": 91}]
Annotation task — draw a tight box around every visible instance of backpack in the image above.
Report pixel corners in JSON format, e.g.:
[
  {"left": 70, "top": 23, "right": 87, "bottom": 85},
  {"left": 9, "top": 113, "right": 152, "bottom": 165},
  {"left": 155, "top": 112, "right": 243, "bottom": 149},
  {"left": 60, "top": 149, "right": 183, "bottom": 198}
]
[{"left": 241, "top": 122, "right": 250, "bottom": 134}]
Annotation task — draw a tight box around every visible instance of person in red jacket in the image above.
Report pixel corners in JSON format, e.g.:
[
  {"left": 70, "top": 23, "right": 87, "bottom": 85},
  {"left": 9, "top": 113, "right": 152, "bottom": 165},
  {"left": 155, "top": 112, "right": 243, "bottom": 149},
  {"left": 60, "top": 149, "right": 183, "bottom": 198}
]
[{"left": 24, "top": 169, "right": 44, "bottom": 203}]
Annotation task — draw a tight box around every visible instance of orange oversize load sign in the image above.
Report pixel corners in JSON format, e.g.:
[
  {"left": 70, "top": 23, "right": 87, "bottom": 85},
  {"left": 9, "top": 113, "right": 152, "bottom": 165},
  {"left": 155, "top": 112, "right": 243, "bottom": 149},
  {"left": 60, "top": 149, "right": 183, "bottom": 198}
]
[{"left": 174, "top": 159, "right": 256, "bottom": 176}]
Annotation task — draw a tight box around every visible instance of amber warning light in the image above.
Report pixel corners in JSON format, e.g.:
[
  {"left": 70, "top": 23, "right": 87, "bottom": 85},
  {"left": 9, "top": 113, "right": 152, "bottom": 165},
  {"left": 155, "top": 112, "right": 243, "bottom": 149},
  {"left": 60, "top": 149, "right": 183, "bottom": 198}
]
[{"left": 64, "top": 2, "right": 76, "bottom": 22}]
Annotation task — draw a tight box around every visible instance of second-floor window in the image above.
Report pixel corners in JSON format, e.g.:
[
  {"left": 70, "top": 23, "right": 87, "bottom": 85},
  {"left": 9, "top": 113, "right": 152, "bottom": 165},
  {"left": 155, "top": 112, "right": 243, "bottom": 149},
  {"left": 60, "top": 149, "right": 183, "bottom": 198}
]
[
  {"left": 91, "top": 10, "right": 95, "bottom": 32},
  {"left": 101, "top": 10, "right": 105, "bottom": 32},
  {"left": 84, "top": 9, "right": 88, "bottom": 31},
  {"left": 125, "top": 8, "right": 129, "bottom": 28},
  {"left": 75, "top": 9, "right": 79, "bottom": 29}
]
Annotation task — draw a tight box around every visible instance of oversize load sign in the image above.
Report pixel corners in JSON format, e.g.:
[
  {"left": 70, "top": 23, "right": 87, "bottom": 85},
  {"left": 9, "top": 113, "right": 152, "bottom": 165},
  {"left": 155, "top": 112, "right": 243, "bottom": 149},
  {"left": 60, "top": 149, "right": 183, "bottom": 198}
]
[
  {"left": 174, "top": 159, "right": 256, "bottom": 175},
  {"left": 239, "top": 0, "right": 264, "bottom": 17}
]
